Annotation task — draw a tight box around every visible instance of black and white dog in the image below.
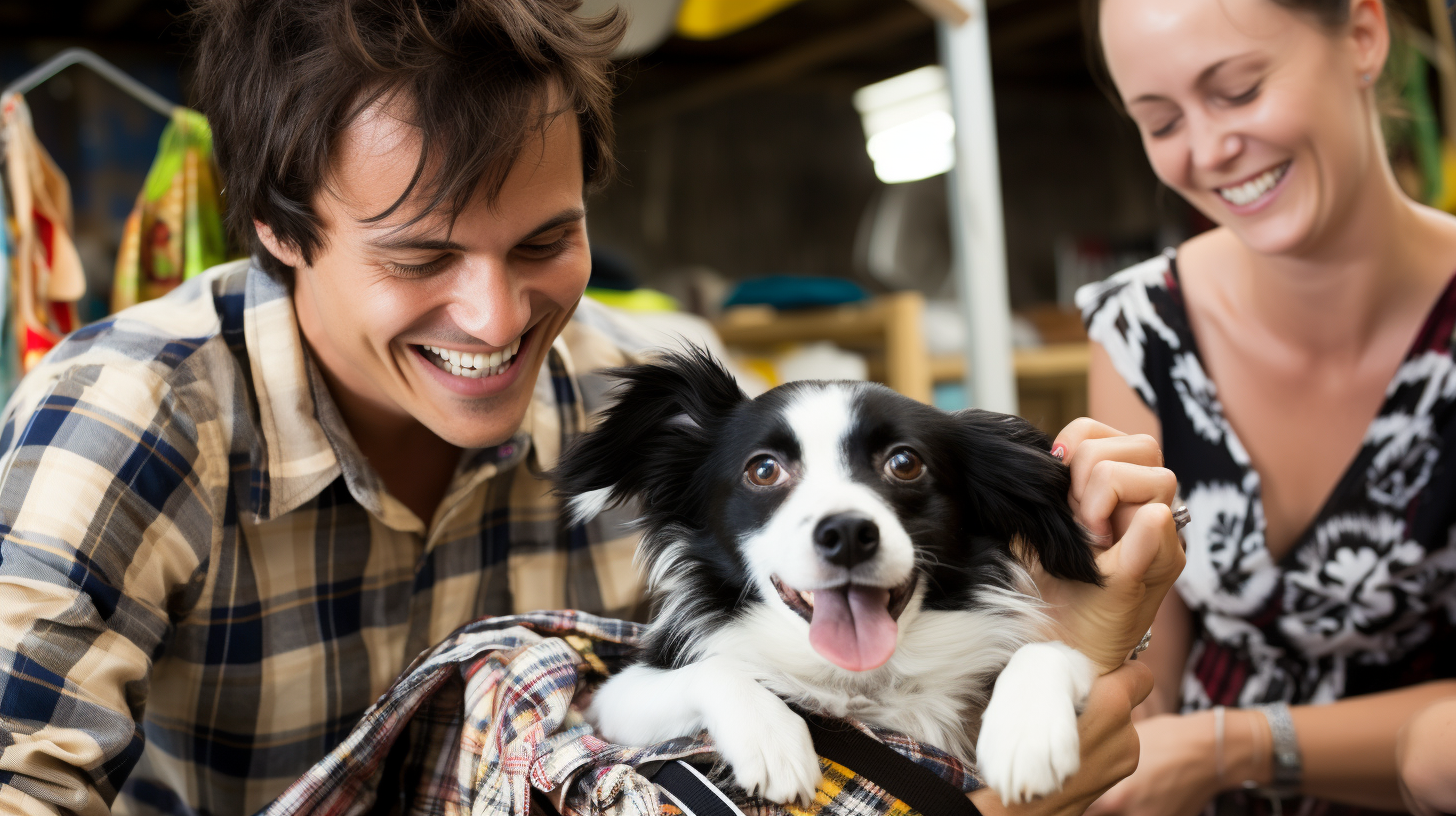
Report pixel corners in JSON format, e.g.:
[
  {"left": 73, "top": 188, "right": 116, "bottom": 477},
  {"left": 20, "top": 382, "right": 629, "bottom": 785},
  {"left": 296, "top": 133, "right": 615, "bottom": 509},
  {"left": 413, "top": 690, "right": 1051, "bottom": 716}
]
[{"left": 554, "top": 349, "right": 1102, "bottom": 805}]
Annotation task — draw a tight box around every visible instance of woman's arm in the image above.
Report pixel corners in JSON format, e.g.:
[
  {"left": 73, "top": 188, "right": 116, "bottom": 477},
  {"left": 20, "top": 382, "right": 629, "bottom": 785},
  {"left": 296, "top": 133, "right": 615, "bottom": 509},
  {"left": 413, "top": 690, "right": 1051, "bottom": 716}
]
[
  {"left": 1086, "top": 341, "right": 1191, "bottom": 713},
  {"left": 1089, "top": 680, "right": 1456, "bottom": 815},
  {"left": 1130, "top": 590, "right": 1190, "bottom": 719},
  {"left": 1397, "top": 697, "right": 1456, "bottom": 816}
]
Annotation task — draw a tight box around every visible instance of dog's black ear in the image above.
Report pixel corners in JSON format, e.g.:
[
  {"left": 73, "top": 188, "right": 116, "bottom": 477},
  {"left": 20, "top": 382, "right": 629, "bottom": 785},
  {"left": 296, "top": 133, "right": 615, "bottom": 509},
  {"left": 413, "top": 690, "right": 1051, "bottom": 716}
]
[
  {"left": 950, "top": 410, "right": 1101, "bottom": 585},
  {"left": 551, "top": 346, "right": 747, "bottom": 525}
]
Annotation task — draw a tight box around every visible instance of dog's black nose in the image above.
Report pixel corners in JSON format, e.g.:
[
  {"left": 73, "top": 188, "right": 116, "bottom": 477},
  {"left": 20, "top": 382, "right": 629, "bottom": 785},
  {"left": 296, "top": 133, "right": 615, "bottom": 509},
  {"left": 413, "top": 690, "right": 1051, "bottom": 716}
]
[{"left": 813, "top": 513, "right": 879, "bottom": 568}]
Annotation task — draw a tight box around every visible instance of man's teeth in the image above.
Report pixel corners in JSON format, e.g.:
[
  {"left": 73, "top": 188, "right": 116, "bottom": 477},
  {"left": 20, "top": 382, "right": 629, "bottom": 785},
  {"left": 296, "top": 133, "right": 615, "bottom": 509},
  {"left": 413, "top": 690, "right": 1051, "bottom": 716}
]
[
  {"left": 421, "top": 338, "right": 521, "bottom": 379},
  {"left": 1217, "top": 162, "right": 1289, "bottom": 207}
]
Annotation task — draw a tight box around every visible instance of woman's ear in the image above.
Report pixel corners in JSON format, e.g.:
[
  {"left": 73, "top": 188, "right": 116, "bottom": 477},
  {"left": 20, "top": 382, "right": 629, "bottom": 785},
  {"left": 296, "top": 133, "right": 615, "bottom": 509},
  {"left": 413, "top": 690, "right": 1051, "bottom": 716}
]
[
  {"left": 254, "top": 220, "right": 306, "bottom": 268},
  {"left": 1347, "top": 0, "right": 1389, "bottom": 90}
]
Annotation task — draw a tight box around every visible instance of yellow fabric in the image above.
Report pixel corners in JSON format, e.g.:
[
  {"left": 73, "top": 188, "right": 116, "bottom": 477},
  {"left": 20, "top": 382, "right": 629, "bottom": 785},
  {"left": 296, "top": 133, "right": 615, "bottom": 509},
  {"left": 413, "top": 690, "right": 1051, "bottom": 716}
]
[
  {"left": 676, "top": 0, "right": 805, "bottom": 39},
  {"left": 111, "top": 108, "right": 226, "bottom": 312}
]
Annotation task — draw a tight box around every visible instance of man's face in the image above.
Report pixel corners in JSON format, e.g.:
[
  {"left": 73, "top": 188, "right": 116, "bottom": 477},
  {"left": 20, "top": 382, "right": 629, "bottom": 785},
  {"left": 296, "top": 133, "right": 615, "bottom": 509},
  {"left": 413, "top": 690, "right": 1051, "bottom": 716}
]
[{"left": 271, "top": 97, "right": 590, "bottom": 449}]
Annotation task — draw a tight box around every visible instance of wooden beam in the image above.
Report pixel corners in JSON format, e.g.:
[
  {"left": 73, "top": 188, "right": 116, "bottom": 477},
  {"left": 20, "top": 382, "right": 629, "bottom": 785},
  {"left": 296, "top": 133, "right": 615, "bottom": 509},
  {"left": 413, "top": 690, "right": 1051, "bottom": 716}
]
[
  {"left": 907, "top": 0, "right": 970, "bottom": 26},
  {"left": 619, "top": 4, "right": 933, "bottom": 125}
]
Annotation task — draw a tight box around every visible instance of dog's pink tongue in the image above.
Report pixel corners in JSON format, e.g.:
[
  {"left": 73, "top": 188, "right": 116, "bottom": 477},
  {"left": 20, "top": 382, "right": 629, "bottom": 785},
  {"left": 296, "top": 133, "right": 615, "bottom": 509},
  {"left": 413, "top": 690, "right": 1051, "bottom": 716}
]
[{"left": 808, "top": 586, "right": 897, "bottom": 671}]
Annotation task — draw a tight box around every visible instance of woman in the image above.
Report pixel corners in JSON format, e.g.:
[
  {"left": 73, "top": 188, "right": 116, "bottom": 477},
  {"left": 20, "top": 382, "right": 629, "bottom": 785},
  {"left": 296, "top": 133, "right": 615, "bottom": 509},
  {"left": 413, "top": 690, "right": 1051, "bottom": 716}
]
[{"left": 1076, "top": 0, "right": 1456, "bottom": 813}]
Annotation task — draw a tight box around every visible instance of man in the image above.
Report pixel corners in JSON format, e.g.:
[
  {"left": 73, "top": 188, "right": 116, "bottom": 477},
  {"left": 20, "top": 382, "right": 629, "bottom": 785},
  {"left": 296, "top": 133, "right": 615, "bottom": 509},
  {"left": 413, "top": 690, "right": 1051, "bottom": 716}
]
[
  {"left": 0, "top": 2, "right": 645, "bottom": 813},
  {"left": 0, "top": 1, "right": 1181, "bottom": 814}
]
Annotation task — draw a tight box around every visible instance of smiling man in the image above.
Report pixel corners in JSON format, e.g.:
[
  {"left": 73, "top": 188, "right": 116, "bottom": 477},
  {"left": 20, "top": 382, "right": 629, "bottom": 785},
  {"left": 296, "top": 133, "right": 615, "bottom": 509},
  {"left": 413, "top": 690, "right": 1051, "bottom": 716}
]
[{"left": 0, "top": 2, "right": 647, "bottom": 814}]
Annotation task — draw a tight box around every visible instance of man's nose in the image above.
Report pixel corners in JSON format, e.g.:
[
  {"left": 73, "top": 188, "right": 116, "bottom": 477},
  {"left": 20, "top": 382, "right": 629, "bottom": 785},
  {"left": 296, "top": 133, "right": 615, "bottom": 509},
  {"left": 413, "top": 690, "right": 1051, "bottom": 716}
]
[{"left": 448, "top": 259, "right": 530, "bottom": 346}]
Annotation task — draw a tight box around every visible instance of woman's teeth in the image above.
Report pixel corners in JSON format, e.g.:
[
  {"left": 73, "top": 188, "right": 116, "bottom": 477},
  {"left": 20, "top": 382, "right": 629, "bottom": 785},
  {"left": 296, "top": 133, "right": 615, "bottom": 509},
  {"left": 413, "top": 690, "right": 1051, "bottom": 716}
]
[
  {"left": 420, "top": 338, "right": 521, "bottom": 379},
  {"left": 1217, "top": 162, "right": 1290, "bottom": 207}
]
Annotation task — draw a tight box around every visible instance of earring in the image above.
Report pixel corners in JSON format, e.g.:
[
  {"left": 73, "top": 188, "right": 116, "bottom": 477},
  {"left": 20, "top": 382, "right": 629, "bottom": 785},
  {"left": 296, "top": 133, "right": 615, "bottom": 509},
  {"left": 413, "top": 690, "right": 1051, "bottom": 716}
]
[{"left": 1363, "top": 72, "right": 1373, "bottom": 84}]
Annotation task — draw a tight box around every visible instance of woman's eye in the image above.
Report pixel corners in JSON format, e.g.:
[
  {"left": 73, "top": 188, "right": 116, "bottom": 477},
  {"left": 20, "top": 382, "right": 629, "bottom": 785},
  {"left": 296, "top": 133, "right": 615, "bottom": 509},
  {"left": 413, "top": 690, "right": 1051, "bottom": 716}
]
[
  {"left": 1227, "top": 83, "right": 1261, "bottom": 104},
  {"left": 1149, "top": 117, "right": 1180, "bottom": 138},
  {"left": 746, "top": 456, "right": 786, "bottom": 487},
  {"left": 884, "top": 449, "right": 924, "bottom": 481}
]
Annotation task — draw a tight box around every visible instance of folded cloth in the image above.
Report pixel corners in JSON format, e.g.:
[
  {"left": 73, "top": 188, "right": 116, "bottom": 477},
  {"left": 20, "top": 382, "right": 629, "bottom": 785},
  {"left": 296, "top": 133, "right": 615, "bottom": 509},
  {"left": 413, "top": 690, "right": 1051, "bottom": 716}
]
[{"left": 260, "top": 611, "right": 981, "bottom": 816}]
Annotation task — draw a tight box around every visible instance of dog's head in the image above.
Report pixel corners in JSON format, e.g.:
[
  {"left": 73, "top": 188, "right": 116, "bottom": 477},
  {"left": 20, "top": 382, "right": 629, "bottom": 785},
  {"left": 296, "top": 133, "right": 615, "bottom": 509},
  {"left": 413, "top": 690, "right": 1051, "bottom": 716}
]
[{"left": 553, "top": 349, "right": 1098, "bottom": 672}]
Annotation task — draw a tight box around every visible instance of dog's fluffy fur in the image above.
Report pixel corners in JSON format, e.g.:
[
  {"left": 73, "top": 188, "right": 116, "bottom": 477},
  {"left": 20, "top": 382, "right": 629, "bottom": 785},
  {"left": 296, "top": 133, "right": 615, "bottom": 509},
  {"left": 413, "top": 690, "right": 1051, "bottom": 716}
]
[{"left": 553, "top": 350, "right": 1101, "bottom": 804}]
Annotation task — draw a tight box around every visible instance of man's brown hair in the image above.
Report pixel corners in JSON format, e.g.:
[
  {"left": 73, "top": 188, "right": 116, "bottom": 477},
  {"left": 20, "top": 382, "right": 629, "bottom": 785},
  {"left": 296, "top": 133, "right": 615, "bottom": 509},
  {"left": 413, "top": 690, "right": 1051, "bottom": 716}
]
[{"left": 191, "top": 0, "right": 624, "bottom": 277}]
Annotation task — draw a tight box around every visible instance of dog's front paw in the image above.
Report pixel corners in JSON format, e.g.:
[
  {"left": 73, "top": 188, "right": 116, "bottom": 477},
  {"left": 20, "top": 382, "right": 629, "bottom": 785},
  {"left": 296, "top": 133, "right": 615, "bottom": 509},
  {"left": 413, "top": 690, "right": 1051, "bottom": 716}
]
[
  {"left": 709, "top": 699, "right": 822, "bottom": 806},
  {"left": 976, "top": 642, "right": 1093, "bottom": 805}
]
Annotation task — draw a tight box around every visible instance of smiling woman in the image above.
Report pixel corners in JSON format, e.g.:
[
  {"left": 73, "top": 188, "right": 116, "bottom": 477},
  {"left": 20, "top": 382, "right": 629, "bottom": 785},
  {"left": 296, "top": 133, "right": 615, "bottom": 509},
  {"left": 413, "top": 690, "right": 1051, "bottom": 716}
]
[{"left": 1073, "top": 0, "right": 1456, "bottom": 815}]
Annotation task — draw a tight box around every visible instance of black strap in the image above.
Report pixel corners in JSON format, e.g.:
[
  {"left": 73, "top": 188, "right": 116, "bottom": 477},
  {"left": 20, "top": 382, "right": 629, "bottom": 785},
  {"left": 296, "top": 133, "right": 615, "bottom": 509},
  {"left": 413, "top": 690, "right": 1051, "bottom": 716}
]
[
  {"left": 796, "top": 708, "right": 982, "bottom": 816},
  {"left": 649, "top": 760, "right": 746, "bottom": 816},
  {"left": 646, "top": 714, "right": 983, "bottom": 816}
]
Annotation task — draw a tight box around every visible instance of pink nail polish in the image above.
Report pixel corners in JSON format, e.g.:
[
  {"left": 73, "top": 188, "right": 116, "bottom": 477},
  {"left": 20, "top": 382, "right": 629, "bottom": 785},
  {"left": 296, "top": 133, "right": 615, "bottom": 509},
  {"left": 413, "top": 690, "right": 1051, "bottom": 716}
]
[{"left": 1051, "top": 443, "right": 1066, "bottom": 461}]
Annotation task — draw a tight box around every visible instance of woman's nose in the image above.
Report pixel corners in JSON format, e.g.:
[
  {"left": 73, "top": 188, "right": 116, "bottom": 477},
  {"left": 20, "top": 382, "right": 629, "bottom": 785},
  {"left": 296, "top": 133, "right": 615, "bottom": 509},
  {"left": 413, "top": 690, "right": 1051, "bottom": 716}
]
[
  {"left": 448, "top": 260, "right": 530, "bottom": 347},
  {"left": 1188, "top": 116, "right": 1242, "bottom": 174}
]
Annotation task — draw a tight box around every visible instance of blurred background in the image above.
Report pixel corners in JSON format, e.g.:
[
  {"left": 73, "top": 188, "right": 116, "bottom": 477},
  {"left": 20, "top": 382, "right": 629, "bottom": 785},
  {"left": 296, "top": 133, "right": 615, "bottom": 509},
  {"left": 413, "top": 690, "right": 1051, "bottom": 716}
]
[{"left": 0, "top": 0, "right": 1447, "bottom": 433}]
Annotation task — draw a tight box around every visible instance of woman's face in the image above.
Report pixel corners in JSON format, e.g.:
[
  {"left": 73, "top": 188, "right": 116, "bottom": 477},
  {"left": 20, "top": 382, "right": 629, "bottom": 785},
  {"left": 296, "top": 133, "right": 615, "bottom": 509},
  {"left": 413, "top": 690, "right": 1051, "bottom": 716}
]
[{"left": 1100, "top": 0, "right": 1388, "bottom": 256}]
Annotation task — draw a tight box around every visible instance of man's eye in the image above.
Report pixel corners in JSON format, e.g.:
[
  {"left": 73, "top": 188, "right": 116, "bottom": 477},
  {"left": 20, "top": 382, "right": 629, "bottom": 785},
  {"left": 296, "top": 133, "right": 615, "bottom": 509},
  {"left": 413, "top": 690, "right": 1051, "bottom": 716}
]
[
  {"left": 386, "top": 256, "right": 451, "bottom": 278},
  {"left": 884, "top": 449, "right": 924, "bottom": 481},
  {"left": 746, "top": 456, "right": 787, "bottom": 487},
  {"left": 517, "top": 236, "right": 571, "bottom": 257}
]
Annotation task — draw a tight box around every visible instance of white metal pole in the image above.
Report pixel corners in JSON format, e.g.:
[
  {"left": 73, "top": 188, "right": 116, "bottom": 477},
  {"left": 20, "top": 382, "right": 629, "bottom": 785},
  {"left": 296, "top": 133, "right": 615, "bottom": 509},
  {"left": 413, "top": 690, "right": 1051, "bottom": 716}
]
[{"left": 938, "top": 8, "right": 1018, "bottom": 414}]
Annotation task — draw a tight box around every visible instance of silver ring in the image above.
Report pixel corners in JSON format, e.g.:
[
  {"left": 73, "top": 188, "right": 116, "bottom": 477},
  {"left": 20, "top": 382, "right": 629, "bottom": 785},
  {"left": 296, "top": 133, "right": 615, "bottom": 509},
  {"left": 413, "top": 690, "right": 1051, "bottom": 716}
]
[
  {"left": 1172, "top": 504, "right": 1190, "bottom": 531},
  {"left": 1132, "top": 627, "right": 1153, "bottom": 655}
]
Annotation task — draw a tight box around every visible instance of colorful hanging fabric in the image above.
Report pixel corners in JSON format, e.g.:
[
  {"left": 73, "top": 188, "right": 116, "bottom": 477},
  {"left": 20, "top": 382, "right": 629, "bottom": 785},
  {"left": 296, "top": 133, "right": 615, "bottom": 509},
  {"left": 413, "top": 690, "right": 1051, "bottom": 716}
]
[
  {"left": 111, "top": 107, "right": 226, "bottom": 312},
  {"left": 1, "top": 92, "right": 85, "bottom": 375},
  {"left": 0, "top": 143, "right": 19, "bottom": 397}
]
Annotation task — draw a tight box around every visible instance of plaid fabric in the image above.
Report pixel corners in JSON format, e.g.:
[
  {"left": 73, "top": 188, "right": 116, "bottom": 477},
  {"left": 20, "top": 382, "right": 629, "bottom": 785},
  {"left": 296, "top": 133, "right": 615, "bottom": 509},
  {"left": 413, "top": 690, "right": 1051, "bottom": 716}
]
[
  {"left": 0, "top": 260, "right": 649, "bottom": 816},
  {"left": 261, "top": 611, "right": 981, "bottom": 816}
]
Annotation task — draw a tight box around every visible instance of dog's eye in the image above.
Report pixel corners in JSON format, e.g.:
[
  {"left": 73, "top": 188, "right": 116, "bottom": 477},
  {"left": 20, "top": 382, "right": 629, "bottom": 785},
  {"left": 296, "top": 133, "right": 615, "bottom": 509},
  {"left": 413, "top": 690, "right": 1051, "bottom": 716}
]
[
  {"left": 746, "top": 456, "right": 787, "bottom": 487},
  {"left": 885, "top": 449, "right": 924, "bottom": 481}
]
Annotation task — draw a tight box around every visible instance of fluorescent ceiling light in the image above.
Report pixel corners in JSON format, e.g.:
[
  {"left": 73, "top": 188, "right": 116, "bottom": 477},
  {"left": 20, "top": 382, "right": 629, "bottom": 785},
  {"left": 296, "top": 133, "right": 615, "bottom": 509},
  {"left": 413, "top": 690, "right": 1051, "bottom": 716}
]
[{"left": 853, "top": 65, "right": 955, "bottom": 184}]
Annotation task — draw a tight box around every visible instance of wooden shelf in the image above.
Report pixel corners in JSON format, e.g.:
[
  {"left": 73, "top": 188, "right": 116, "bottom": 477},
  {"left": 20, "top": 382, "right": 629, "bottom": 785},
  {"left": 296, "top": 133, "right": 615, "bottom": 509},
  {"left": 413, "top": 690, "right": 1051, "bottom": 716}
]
[
  {"left": 715, "top": 292, "right": 931, "bottom": 402},
  {"left": 929, "top": 343, "right": 1091, "bottom": 382}
]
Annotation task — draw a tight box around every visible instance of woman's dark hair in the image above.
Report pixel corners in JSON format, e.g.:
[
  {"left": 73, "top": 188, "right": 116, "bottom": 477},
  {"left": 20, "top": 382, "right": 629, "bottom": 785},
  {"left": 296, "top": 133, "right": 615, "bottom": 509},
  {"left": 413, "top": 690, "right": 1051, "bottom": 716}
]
[
  {"left": 190, "top": 0, "right": 625, "bottom": 278},
  {"left": 1080, "top": 0, "right": 1355, "bottom": 109}
]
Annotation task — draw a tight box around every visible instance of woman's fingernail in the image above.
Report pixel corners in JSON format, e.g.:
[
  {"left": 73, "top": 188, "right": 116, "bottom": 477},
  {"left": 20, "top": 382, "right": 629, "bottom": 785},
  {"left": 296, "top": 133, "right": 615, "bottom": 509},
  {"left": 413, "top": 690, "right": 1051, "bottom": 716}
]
[{"left": 1051, "top": 443, "right": 1066, "bottom": 461}]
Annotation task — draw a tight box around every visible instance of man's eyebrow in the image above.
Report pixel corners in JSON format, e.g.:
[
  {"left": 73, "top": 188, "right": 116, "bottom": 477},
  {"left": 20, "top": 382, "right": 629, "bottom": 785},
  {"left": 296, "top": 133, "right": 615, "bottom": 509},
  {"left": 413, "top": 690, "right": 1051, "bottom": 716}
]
[
  {"left": 522, "top": 208, "right": 586, "bottom": 240},
  {"left": 364, "top": 207, "right": 586, "bottom": 251},
  {"left": 366, "top": 234, "right": 468, "bottom": 252}
]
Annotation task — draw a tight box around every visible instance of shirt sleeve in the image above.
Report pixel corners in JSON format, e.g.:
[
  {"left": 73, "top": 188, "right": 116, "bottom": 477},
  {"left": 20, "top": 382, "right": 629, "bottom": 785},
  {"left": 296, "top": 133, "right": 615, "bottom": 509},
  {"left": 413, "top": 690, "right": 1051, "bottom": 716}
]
[
  {"left": 1075, "top": 255, "right": 1184, "bottom": 414},
  {"left": 0, "top": 361, "right": 220, "bottom": 815}
]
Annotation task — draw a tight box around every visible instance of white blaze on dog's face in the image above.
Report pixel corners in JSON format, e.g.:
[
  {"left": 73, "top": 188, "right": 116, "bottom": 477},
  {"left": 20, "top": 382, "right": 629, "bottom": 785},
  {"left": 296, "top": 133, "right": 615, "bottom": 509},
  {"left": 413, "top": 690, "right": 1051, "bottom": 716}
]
[{"left": 739, "top": 386, "right": 919, "bottom": 673}]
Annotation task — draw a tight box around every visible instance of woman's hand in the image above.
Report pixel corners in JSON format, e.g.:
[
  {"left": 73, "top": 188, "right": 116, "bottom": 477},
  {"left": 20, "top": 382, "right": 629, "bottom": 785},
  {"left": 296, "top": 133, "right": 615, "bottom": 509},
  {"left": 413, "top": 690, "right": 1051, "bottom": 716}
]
[
  {"left": 1083, "top": 713, "right": 1220, "bottom": 816},
  {"left": 1034, "top": 419, "right": 1184, "bottom": 673},
  {"left": 972, "top": 662, "right": 1153, "bottom": 816}
]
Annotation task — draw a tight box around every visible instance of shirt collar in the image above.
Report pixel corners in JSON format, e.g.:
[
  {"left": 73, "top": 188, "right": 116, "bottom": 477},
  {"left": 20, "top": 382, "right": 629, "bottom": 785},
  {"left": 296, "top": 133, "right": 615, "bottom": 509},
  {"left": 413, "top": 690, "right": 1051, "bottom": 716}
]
[{"left": 241, "top": 260, "right": 573, "bottom": 529}]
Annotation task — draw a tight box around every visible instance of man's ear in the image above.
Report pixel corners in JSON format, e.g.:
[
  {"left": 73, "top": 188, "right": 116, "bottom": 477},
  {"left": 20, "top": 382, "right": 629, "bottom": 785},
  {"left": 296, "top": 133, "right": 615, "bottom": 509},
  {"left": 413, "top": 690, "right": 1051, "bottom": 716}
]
[
  {"left": 951, "top": 409, "right": 1101, "bottom": 585},
  {"left": 254, "top": 220, "right": 306, "bottom": 268},
  {"left": 552, "top": 346, "right": 747, "bottom": 525}
]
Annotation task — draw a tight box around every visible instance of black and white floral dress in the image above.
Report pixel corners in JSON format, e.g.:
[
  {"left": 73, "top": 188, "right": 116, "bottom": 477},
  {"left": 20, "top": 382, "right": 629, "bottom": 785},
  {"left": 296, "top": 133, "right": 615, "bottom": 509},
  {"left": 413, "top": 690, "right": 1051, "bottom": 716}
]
[{"left": 1078, "top": 250, "right": 1456, "bottom": 816}]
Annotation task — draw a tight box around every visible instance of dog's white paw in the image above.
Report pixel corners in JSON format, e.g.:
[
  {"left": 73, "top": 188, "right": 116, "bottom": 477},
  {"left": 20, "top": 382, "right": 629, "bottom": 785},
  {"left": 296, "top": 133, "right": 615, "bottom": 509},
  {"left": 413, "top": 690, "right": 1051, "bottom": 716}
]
[
  {"left": 976, "top": 642, "right": 1093, "bottom": 805},
  {"left": 708, "top": 698, "right": 822, "bottom": 805}
]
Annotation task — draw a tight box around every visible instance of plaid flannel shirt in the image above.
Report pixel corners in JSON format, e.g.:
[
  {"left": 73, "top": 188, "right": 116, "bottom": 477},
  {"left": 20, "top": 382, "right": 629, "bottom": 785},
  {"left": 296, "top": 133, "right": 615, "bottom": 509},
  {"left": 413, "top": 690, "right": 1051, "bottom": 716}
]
[
  {"left": 261, "top": 611, "right": 982, "bottom": 816},
  {"left": 0, "top": 260, "right": 648, "bottom": 816}
]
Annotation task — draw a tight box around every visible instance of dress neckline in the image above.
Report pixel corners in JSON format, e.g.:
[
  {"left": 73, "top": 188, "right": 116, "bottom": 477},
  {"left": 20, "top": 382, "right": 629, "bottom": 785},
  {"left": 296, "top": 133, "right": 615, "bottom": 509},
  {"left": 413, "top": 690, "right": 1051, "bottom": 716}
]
[{"left": 1163, "top": 249, "right": 1456, "bottom": 564}]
